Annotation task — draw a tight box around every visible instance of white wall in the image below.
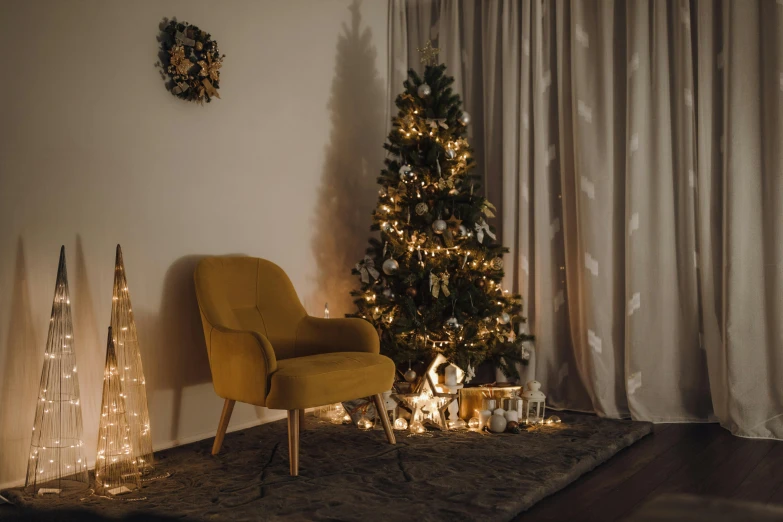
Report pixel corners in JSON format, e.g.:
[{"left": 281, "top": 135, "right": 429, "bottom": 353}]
[{"left": 0, "top": 0, "right": 388, "bottom": 487}]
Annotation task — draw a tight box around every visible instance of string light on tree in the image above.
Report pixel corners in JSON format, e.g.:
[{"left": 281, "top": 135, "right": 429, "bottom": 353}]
[
  {"left": 95, "top": 327, "right": 141, "bottom": 496},
  {"left": 26, "top": 247, "right": 89, "bottom": 495},
  {"left": 110, "top": 245, "right": 154, "bottom": 475},
  {"left": 349, "top": 42, "right": 534, "bottom": 380}
]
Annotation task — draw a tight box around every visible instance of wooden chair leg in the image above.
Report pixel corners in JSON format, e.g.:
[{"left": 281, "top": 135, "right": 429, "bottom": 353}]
[
  {"left": 212, "top": 399, "right": 235, "bottom": 455},
  {"left": 287, "top": 409, "right": 300, "bottom": 476},
  {"left": 299, "top": 409, "right": 305, "bottom": 433},
  {"left": 373, "top": 394, "right": 396, "bottom": 445}
]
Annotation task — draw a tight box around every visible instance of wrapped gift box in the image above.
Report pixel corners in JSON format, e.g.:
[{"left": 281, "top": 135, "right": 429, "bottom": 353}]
[{"left": 458, "top": 384, "right": 522, "bottom": 420}]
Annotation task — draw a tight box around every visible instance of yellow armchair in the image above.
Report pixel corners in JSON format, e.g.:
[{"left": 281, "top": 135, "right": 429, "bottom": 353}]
[{"left": 194, "top": 256, "right": 396, "bottom": 476}]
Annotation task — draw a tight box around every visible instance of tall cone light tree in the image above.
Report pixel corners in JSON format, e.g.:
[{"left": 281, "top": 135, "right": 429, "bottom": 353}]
[
  {"left": 26, "top": 246, "right": 88, "bottom": 494},
  {"left": 111, "top": 244, "right": 154, "bottom": 473},
  {"left": 95, "top": 326, "right": 141, "bottom": 495},
  {"left": 349, "top": 43, "right": 533, "bottom": 379}
]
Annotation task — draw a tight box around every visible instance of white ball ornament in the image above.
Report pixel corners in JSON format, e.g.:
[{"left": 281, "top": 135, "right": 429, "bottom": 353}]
[
  {"left": 432, "top": 219, "right": 448, "bottom": 234},
  {"left": 382, "top": 258, "right": 399, "bottom": 275},
  {"left": 488, "top": 413, "right": 507, "bottom": 433},
  {"left": 445, "top": 316, "right": 461, "bottom": 330},
  {"left": 417, "top": 83, "right": 431, "bottom": 97},
  {"left": 403, "top": 369, "right": 417, "bottom": 382},
  {"left": 499, "top": 312, "right": 511, "bottom": 324},
  {"left": 458, "top": 111, "right": 471, "bottom": 126}
]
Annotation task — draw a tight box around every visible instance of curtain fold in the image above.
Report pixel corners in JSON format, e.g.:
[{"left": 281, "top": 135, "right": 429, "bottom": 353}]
[{"left": 390, "top": 0, "right": 783, "bottom": 439}]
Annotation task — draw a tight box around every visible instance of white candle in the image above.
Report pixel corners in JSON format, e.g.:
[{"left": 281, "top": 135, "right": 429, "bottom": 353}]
[
  {"left": 479, "top": 409, "right": 492, "bottom": 429},
  {"left": 444, "top": 365, "right": 458, "bottom": 386}
]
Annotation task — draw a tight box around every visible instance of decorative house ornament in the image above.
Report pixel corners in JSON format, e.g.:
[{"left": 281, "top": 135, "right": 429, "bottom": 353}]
[
  {"left": 95, "top": 327, "right": 141, "bottom": 496},
  {"left": 522, "top": 380, "right": 546, "bottom": 424},
  {"left": 111, "top": 245, "right": 154, "bottom": 474},
  {"left": 25, "top": 247, "right": 88, "bottom": 495},
  {"left": 159, "top": 19, "right": 225, "bottom": 104}
]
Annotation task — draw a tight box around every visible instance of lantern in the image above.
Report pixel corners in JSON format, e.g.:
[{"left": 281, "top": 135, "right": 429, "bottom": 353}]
[{"left": 521, "top": 381, "right": 546, "bottom": 424}]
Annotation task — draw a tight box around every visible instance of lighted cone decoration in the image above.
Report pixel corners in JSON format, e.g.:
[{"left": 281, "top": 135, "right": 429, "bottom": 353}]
[
  {"left": 26, "top": 246, "right": 89, "bottom": 495},
  {"left": 95, "top": 326, "right": 141, "bottom": 496},
  {"left": 111, "top": 245, "right": 154, "bottom": 474}
]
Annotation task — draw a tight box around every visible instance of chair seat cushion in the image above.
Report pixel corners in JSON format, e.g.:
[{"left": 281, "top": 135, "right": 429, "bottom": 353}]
[{"left": 265, "top": 352, "right": 395, "bottom": 410}]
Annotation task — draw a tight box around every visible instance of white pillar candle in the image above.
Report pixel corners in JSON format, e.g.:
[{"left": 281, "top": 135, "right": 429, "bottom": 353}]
[
  {"left": 479, "top": 409, "right": 492, "bottom": 429},
  {"left": 444, "top": 365, "right": 458, "bottom": 386}
]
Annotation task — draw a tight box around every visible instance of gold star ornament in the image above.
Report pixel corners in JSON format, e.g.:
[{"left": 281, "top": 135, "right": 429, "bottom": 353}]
[{"left": 417, "top": 40, "right": 440, "bottom": 66}]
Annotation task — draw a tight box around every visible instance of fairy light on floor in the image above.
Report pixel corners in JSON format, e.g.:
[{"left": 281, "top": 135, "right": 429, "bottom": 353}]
[
  {"left": 95, "top": 326, "right": 141, "bottom": 496},
  {"left": 26, "top": 246, "right": 89, "bottom": 495},
  {"left": 111, "top": 245, "right": 154, "bottom": 475}
]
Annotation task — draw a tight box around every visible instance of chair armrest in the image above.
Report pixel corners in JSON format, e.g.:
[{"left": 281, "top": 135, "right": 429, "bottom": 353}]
[
  {"left": 208, "top": 325, "right": 278, "bottom": 406},
  {"left": 295, "top": 316, "right": 380, "bottom": 355}
]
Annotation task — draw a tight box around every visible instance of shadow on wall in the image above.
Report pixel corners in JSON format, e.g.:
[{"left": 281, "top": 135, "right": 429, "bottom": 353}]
[
  {"left": 0, "top": 238, "right": 40, "bottom": 485},
  {"left": 309, "top": 0, "right": 386, "bottom": 318},
  {"left": 135, "top": 256, "right": 212, "bottom": 443},
  {"left": 73, "top": 236, "right": 105, "bottom": 442}
]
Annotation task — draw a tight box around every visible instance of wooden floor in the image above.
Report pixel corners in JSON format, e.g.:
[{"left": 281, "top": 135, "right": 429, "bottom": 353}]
[{"left": 515, "top": 422, "right": 783, "bottom": 521}]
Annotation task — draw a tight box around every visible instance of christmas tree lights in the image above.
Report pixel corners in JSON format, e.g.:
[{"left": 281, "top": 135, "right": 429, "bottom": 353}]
[
  {"left": 25, "top": 246, "right": 88, "bottom": 495},
  {"left": 95, "top": 326, "right": 141, "bottom": 496},
  {"left": 349, "top": 42, "right": 533, "bottom": 379},
  {"left": 110, "top": 244, "right": 154, "bottom": 474}
]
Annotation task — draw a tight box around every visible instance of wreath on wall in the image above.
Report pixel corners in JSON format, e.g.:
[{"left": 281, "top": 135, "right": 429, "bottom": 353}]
[{"left": 159, "top": 20, "right": 225, "bottom": 104}]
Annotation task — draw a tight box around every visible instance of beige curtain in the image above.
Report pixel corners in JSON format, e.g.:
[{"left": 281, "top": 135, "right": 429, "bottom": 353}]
[{"left": 390, "top": 0, "right": 783, "bottom": 439}]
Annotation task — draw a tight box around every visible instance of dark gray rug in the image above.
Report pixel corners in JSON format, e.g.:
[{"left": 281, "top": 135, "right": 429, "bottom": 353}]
[{"left": 2, "top": 413, "right": 651, "bottom": 521}]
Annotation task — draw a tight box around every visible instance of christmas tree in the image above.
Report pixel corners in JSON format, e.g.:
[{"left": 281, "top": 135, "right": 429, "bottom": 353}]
[
  {"left": 349, "top": 42, "right": 533, "bottom": 380},
  {"left": 110, "top": 245, "right": 154, "bottom": 474}
]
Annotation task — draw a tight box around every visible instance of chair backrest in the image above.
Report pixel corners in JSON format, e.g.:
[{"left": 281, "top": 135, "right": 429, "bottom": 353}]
[{"left": 194, "top": 256, "right": 307, "bottom": 360}]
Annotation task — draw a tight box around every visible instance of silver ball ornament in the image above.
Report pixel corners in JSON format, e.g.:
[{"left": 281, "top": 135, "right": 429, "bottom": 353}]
[
  {"left": 458, "top": 111, "right": 471, "bottom": 126},
  {"left": 432, "top": 219, "right": 448, "bottom": 234},
  {"left": 404, "top": 369, "right": 417, "bottom": 382},
  {"left": 499, "top": 312, "right": 511, "bottom": 324},
  {"left": 490, "top": 257, "right": 504, "bottom": 270},
  {"left": 382, "top": 258, "right": 400, "bottom": 275},
  {"left": 417, "top": 83, "right": 431, "bottom": 97},
  {"left": 445, "top": 148, "right": 456, "bottom": 160},
  {"left": 415, "top": 202, "right": 429, "bottom": 216},
  {"left": 445, "top": 316, "right": 461, "bottom": 330},
  {"left": 399, "top": 164, "right": 417, "bottom": 181}
]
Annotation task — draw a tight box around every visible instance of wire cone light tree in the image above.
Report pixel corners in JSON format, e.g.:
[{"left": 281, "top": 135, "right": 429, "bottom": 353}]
[
  {"left": 110, "top": 244, "right": 154, "bottom": 474},
  {"left": 349, "top": 42, "right": 534, "bottom": 380},
  {"left": 26, "top": 246, "right": 88, "bottom": 495},
  {"left": 95, "top": 326, "right": 141, "bottom": 496}
]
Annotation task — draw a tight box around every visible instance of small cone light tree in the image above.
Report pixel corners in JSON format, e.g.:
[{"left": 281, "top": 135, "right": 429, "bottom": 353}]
[
  {"left": 26, "top": 247, "right": 89, "bottom": 494},
  {"left": 95, "top": 326, "right": 141, "bottom": 496},
  {"left": 110, "top": 245, "right": 154, "bottom": 474},
  {"left": 349, "top": 43, "right": 533, "bottom": 380}
]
